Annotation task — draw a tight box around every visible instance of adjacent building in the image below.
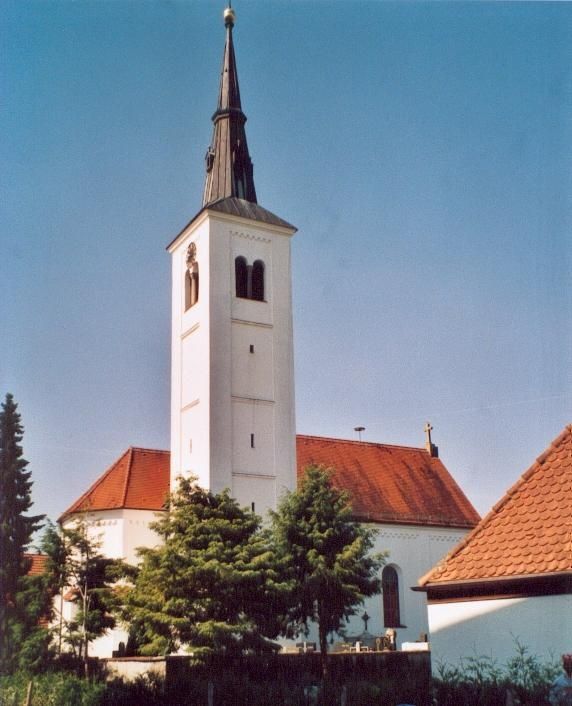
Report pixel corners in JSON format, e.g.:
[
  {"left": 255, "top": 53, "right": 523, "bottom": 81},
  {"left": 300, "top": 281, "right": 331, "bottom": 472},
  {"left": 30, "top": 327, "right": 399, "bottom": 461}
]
[{"left": 418, "top": 424, "right": 572, "bottom": 667}]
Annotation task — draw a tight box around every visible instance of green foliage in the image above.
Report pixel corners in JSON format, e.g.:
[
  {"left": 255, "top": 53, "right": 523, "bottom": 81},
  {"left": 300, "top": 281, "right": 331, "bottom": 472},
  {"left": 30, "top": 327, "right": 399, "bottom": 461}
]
[
  {"left": 434, "top": 641, "right": 561, "bottom": 706},
  {"left": 123, "top": 477, "right": 287, "bottom": 656},
  {"left": 0, "top": 393, "right": 45, "bottom": 673},
  {"left": 0, "top": 671, "right": 105, "bottom": 706},
  {"left": 0, "top": 644, "right": 560, "bottom": 706},
  {"left": 270, "top": 465, "right": 383, "bottom": 661}
]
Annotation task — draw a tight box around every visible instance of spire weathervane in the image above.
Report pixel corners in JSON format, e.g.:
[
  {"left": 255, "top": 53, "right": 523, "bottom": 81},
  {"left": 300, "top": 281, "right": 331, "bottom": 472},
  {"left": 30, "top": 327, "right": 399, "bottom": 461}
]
[{"left": 202, "top": 4, "right": 257, "bottom": 206}]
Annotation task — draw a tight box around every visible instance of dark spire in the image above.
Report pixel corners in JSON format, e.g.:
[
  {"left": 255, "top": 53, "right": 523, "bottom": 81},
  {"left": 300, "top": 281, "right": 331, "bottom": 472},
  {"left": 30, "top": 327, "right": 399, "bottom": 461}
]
[{"left": 202, "top": 7, "right": 257, "bottom": 207}]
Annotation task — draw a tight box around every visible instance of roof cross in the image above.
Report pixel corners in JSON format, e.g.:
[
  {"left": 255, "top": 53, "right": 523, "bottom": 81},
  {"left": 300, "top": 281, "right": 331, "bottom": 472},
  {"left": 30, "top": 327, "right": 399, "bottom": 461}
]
[{"left": 424, "top": 422, "right": 433, "bottom": 447}]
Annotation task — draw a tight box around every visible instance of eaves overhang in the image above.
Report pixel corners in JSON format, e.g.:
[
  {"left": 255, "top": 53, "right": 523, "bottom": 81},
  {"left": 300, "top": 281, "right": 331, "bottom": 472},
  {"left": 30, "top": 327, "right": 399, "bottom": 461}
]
[
  {"left": 414, "top": 571, "right": 572, "bottom": 602},
  {"left": 167, "top": 197, "right": 296, "bottom": 253}
]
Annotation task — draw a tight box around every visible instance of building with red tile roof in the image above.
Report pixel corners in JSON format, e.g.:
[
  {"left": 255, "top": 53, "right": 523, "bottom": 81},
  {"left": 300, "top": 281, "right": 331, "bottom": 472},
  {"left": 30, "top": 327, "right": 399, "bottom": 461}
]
[
  {"left": 417, "top": 425, "right": 572, "bottom": 667},
  {"left": 62, "top": 438, "right": 478, "bottom": 530},
  {"left": 62, "top": 434, "right": 479, "bottom": 656},
  {"left": 296, "top": 435, "right": 479, "bottom": 529},
  {"left": 57, "top": 7, "right": 483, "bottom": 661},
  {"left": 61, "top": 447, "right": 170, "bottom": 519},
  {"left": 24, "top": 553, "right": 49, "bottom": 577}
]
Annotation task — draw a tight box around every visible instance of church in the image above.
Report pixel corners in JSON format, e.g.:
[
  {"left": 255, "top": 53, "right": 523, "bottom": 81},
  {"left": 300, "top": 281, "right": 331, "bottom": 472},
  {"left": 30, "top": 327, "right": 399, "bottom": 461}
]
[{"left": 60, "top": 7, "right": 479, "bottom": 658}]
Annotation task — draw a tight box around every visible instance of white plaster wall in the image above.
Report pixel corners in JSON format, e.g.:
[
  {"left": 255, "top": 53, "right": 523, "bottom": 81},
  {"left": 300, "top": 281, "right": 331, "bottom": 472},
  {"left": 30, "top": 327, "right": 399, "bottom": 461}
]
[
  {"left": 281, "top": 523, "right": 470, "bottom": 651},
  {"left": 104, "top": 657, "right": 166, "bottom": 681},
  {"left": 232, "top": 398, "right": 275, "bottom": 475},
  {"left": 427, "top": 593, "right": 572, "bottom": 669},
  {"left": 63, "top": 511, "right": 124, "bottom": 561},
  {"left": 348, "top": 524, "right": 469, "bottom": 647},
  {"left": 169, "top": 217, "right": 210, "bottom": 492},
  {"left": 122, "top": 509, "right": 164, "bottom": 566},
  {"left": 232, "top": 474, "right": 276, "bottom": 517},
  {"left": 62, "top": 509, "right": 164, "bottom": 659},
  {"left": 168, "top": 210, "right": 296, "bottom": 510},
  {"left": 231, "top": 322, "right": 274, "bottom": 400}
]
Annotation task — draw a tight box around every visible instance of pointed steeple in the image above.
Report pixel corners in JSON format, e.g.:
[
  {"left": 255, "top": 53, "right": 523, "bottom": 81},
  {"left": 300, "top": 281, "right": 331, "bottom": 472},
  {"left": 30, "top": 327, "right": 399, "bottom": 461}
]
[{"left": 202, "top": 6, "right": 257, "bottom": 207}]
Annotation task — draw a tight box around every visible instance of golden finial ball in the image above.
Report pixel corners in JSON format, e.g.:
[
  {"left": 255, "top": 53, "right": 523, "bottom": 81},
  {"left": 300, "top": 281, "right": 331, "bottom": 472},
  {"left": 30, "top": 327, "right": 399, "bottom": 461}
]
[{"left": 223, "top": 7, "right": 236, "bottom": 27}]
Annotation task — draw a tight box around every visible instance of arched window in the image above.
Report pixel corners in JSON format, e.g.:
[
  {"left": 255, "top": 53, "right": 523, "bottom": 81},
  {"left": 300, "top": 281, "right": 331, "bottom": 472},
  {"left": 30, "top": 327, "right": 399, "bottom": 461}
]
[
  {"left": 251, "top": 260, "right": 265, "bottom": 301},
  {"left": 235, "top": 256, "right": 248, "bottom": 298},
  {"left": 382, "top": 565, "right": 401, "bottom": 627},
  {"left": 185, "top": 262, "right": 199, "bottom": 310}
]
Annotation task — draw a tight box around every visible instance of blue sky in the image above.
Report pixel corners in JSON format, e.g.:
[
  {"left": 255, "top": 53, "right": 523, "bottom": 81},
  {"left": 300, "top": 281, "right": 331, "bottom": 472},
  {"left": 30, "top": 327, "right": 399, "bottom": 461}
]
[{"left": 2, "top": 1, "right": 571, "bottom": 528}]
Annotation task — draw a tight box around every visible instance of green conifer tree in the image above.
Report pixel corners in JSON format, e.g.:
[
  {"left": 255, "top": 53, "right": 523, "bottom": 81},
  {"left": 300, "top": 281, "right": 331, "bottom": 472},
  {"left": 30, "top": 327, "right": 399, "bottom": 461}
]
[
  {"left": 0, "top": 393, "right": 45, "bottom": 673},
  {"left": 123, "top": 477, "right": 286, "bottom": 656},
  {"left": 271, "top": 465, "right": 384, "bottom": 675}
]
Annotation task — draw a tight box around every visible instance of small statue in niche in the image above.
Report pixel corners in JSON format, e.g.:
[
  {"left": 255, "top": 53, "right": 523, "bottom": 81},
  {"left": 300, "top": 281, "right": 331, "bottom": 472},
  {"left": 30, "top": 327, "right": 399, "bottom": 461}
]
[{"left": 185, "top": 242, "right": 199, "bottom": 310}]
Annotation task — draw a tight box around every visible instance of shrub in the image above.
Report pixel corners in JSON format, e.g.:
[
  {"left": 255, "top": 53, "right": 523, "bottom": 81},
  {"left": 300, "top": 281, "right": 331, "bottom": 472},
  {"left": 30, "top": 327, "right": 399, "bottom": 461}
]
[
  {"left": 433, "top": 641, "right": 560, "bottom": 706},
  {"left": 0, "top": 672, "right": 105, "bottom": 706}
]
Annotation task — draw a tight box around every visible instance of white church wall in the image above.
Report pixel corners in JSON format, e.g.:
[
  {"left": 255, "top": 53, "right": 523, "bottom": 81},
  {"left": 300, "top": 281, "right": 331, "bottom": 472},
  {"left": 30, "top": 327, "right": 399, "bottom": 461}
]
[
  {"left": 170, "top": 215, "right": 211, "bottom": 492},
  {"left": 352, "top": 523, "right": 469, "bottom": 648},
  {"left": 288, "top": 522, "right": 470, "bottom": 652},
  {"left": 427, "top": 593, "right": 572, "bottom": 669},
  {"left": 169, "top": 210, "right": 296, "bottom": 509},
  {"left": 122, "top": 509, "right": 164, "bottom": 566},
  {"left": 231, "top": 398, "right": 275, "bottom": 475},
  {"left": 232, "top": 474, "right": 276, "bottom": 517},
  {"left": 231, "top": 321, "right": 274, "bottom": 400}
]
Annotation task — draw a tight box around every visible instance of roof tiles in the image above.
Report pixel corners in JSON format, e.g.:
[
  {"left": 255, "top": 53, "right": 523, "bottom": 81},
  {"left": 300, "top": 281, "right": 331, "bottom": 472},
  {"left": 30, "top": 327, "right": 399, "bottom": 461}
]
[
  {"left": 296, "top": 435, "right": 480, "bottom": 528},
  {"left": 60, "top": 436, "right": 480, "bottom": 530},
  {"left": 24, "top": 553, "right": 48, "bottom": 576},
  {"left": 60, "top": 447, "right": 170, "bottom": 519},
  {"left": 420, "top": 424, "right": 572, "bottom": 585}
]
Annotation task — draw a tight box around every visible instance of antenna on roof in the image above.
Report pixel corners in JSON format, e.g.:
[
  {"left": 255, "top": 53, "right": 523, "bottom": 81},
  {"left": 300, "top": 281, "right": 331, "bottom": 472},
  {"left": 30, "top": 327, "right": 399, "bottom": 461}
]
[
  {"left": 354, "top": 426, "right": 365, "bottom": 442},
  {"left": 424, "top": 422, "right": 439, "bottom": 458}
]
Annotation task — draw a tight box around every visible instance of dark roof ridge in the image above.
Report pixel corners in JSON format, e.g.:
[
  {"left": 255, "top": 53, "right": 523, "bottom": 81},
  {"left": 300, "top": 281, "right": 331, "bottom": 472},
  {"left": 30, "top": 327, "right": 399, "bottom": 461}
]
[
  {"left": 419, "top": 423, "right": 572, "bottom": 587},
  {"left": 297, "top": 433, "right": 428, "bottom": 453},
  {"left": 129, "top": 446, "right": 169, "bottom": 454},
  {"left": 121, "top": 448, "right": 134, "bottom": 508}
]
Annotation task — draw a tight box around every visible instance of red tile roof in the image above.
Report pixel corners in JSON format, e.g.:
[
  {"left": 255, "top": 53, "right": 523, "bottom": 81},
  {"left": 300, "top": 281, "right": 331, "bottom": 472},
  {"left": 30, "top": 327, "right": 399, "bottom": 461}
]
[
  {"left": 420, "top": 425, "right": 572, "bottom": 586},
  {"left": 25, "top": 553, "right": 48, "bottom": 576},
  {"left": 60, "top": 437, "right": 478, "bottom": 530},
  {"left": 60, "top": 447, "right": 170, "bottom": 519},
  {"left": 296, "top": 435, "right": 480, "bottom": 528}
]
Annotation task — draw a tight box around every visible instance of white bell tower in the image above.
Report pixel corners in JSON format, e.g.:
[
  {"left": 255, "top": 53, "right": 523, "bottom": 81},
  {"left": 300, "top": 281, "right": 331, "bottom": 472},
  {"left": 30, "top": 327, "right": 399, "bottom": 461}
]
[{"left": 167, "top": 7, "right": 297, "bottom": 516}]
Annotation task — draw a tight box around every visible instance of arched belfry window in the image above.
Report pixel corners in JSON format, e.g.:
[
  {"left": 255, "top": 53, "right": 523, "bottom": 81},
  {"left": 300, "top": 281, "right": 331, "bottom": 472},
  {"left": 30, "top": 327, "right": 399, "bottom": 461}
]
[
  {"left": 382, "top": 565, "right": 401, "bottom": 628},
  {"left": 235, "top": 256, "right": 265, "bottom": 302},
  {"left": 235, "top": 256, "right": 248, "bottom": 298},
  {"left": 252, "top": 260, "right": 264, "bottom": 301},
  {"left": 185, "top": 243, "right": 199, "bottom": 310}
]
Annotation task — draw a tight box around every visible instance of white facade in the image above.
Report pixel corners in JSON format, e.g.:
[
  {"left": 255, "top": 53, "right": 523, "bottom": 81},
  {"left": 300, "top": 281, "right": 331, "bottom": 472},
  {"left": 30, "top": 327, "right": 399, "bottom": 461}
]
[
  {"left": 62, "top": 509, "right": 162, "bottom": 567},
  {"left": 168, "top": 208, "right": 297, "bottom": 517},
  {"left": 427, "top": 594, "right": 572, "bottom": 668},
  {"left": 299, "top": 523, "right": 469, "bottom": 650},
  {"left": 60, "top": 509, "right": 163, "bottom": 658}
]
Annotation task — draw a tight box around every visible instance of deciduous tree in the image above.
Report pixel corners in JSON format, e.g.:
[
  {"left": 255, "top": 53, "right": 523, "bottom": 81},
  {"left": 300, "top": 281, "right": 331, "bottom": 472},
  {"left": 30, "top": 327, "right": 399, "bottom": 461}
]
[{"left": 41, "top": 517, "right": 126, "bottom": 677}]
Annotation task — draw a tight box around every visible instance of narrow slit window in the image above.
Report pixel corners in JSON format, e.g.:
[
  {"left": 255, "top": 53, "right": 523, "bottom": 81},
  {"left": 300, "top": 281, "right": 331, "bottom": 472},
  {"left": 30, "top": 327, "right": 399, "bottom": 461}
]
[
  {"left": 249, "top": 344, "right": 254, "bottom": 353},
  {"left": 250, "top": 433, "right": 255, "bottom": 448},
  {"left": 252, "top": 260, "right": 265, "bottom": 301},
  {"left": 235, "top": 256, "right": 248, "bottom": 298},
  {"left": 382, "top": 566, "right": 401, "bottom": 627}
]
